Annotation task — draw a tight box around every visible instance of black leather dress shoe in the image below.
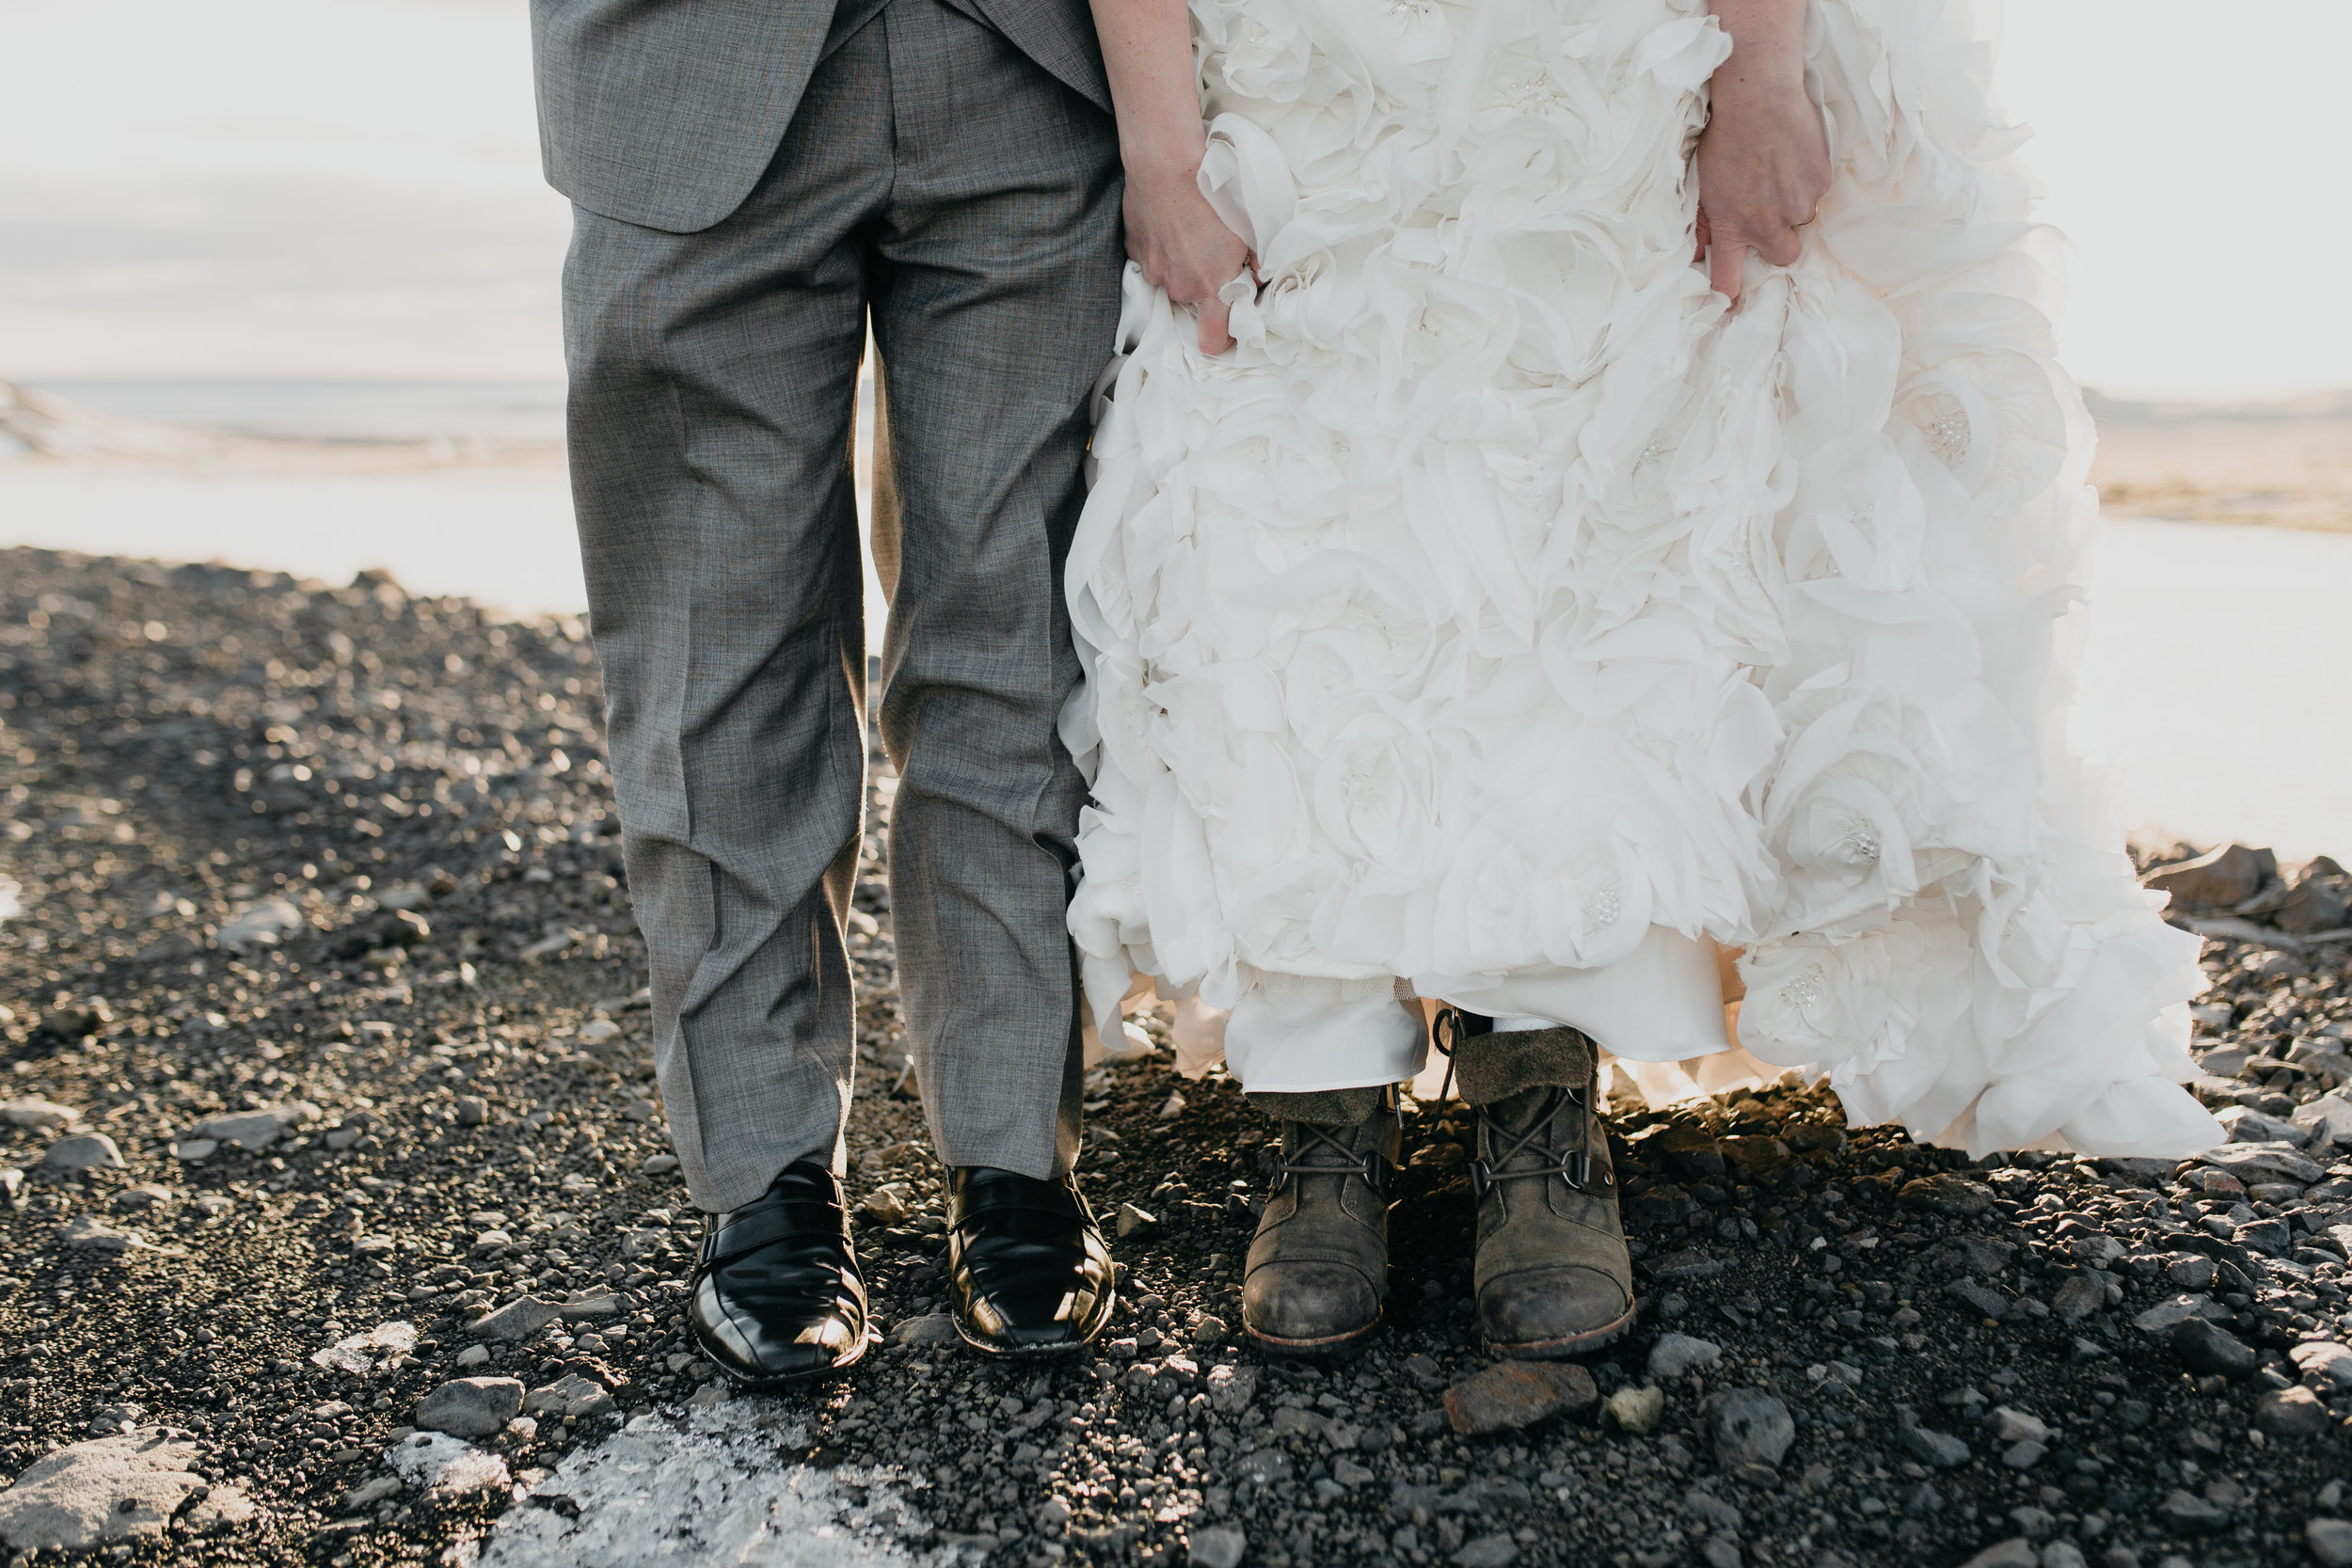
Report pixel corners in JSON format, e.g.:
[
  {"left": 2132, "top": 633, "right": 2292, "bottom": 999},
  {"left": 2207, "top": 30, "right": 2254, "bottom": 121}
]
[
  {"left": 688, "top": 1161, "right": 869, "bottom": 1388},
  {"left": 946, "top": 1166, "right": 1116, "bottom": 1356}
]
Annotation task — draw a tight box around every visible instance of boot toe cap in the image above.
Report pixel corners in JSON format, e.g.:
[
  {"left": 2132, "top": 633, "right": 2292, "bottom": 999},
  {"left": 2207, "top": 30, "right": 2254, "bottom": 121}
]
[
  {"left": 1479, "top": 1265, "right": 1631, "bottom": 1354},
  {"left": 1243, "top": 1262, "right": 1382, "bottom": 1347}
]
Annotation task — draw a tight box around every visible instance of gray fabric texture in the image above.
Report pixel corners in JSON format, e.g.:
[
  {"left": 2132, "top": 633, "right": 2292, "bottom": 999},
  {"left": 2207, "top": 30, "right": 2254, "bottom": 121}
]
[
  {"left": 1248, "top": 1086, "right": 1391, "bottom": 1127},
  {"left": 561, "top": 0, "right": 1124, "bottom": 1212},
  {"left": 529, "top": 0, "right": 1112, "bottom": 232},
  {"left": 1454, "top": 1025, "right": 1599, "bottom": 1104}
]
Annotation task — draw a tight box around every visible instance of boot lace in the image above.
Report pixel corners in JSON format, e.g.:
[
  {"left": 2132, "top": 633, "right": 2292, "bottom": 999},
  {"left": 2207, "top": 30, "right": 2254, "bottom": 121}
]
[
  {"left": 1272, "top": 1120, "right": 1391, "bottom": 1196},
  {"left": 1469, "top": 1085, "right": 1609, "bottom": 1199}
]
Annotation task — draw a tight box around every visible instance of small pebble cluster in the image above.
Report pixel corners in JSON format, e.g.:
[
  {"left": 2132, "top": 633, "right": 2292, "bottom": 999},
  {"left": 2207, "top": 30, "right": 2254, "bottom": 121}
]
[{"left": 0, "top": 546, "right": 2346, "bottom": 1568}]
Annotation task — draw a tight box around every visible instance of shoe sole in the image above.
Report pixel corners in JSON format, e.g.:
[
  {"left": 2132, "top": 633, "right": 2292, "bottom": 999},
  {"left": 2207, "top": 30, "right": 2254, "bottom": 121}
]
[
  {"left": 1244, "top": 1310, "right": 1383, "bottom": 1358},
  {"left": 950, "top": 1291, "right": 1120, "bottom": 1359},
  {"left": 707, "top": 1325, "right": 873, "bottom": 1393},
  {"left": 1484, "top": 1301, "right": 1637, "bottom": 1361}
]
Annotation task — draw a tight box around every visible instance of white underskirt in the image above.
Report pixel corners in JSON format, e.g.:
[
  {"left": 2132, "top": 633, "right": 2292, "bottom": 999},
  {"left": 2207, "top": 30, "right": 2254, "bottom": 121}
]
[{"left": 1212, "top": 925, "right": 1733, "bottom": 1095}]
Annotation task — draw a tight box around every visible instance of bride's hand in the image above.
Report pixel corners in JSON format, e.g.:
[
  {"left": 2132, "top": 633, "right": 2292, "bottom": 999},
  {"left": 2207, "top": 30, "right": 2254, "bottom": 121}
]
[
  {"left": 1122, "top": 150, "right": 1254, "bottom": 356},
  {"left": 1693, "top": 24, "right": 1831, "bottom": 305}
]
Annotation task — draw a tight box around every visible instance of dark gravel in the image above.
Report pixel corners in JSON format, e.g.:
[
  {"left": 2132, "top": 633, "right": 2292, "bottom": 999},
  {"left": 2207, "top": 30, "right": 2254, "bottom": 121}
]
[{"left": 0, "top": 545, "right": 2347, "bottom": 1568}]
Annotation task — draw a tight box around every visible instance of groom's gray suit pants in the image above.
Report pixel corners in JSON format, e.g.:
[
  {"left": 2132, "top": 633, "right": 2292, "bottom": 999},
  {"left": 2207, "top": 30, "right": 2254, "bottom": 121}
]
[{"left": 561, "top": 0, "right": 1125, "bottom": 1213}]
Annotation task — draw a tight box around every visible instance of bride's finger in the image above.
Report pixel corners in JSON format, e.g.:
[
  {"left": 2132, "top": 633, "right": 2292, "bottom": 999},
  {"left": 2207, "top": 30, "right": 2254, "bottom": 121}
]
[
  {"left": 1708, "top": 236, "right": 1746, "bottom": 304},
  {"left": 1198, "top": 293, "right": 1235, "bottom": 356}
]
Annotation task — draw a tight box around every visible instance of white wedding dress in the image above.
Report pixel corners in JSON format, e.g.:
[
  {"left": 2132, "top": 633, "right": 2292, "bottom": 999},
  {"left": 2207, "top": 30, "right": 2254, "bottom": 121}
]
[{"left": 1060, "top": 0, "right": 2223, "bottom": 1157}]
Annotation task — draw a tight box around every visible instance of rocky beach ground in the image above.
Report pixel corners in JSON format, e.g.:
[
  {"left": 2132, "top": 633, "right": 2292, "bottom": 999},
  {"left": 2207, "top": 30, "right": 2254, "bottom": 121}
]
[{"left": 0, "top": 545, "right": 2348, "bottom": 1568}]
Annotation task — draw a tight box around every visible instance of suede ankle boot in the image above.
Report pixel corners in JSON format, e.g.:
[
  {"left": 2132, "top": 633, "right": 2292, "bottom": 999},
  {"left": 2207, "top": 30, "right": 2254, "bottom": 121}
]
[
  {"left": 1240, "top": 1085, "right": 1400, "bottom": 1354},
  {"left": 1449, "top": 1017, "right": 1636, "bottom": 1357}
]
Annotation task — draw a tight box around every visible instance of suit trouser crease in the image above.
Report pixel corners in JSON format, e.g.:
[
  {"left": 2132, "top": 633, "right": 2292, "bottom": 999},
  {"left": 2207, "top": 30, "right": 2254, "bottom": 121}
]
[{"left": 562, "top": 0, "right": 1123, "bottom": 1212}]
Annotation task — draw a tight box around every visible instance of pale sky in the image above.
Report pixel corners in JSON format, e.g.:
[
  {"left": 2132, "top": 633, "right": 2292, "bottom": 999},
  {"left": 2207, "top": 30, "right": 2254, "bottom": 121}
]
[{"left": 0, "top": 0, "right": 2344, "bottom": 400}]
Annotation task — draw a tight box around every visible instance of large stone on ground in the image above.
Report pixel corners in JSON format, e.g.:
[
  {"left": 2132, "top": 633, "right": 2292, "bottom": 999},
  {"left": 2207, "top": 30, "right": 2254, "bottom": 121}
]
[
  {"left": 40, "top": 1134, "right": 121, "bottom": 1171},
  {"left": 56, "top": 1215, "right": 152, "bottom": 1255},
  {"left": 2289, "top": 1339, "right": 2352, "bottom": 1394},
  {"left": 2170, "top": 1319, "right": 2256, "bottom": 1378},
  {"left": 469, "top": 1297, "right": 564, "bottom": 1342},
  {"left": 0, "top": 1428, "right": 251, "bottom": 1550},
  {"left": 2251, "top": 1386, "right": 2328, "bottom": 1439},
  {"left": 2197, "top": 1142, "right": 2324, "bottom": 1185},
  {"left": 1605, "top": 1386, "right": 1665, "bottom": 1435},
  {"left": 215, "top": 896, "right": 305, "bottom": 949},
  {"left": 413, "top": 1378, "right": 524, "bottom": 1438},
  {"left": 1899, "top": 1174, "right": 1995, "bottom": 1216},
  {"left": 1646, "top": 1333, "right": 1722, "bottom": 1381},
  {"left": 523, "top": 1375, "right": 614, "bottom": 1421},
  {"left": 1442, "top": 1362, "right": 1597, "bottom": 1434},
  {"left": 184, "top": 1101, "right": 321, "bottom": 1151},
  {"left": 2308, "top": 1517, "right": 2352, "bottom": 1568},
  {"left": 1899, "top": 1424, "right": 1970, "bottom": 1468},
  {"left": 2141, "top": 843, "right": 2275, "bottom": 908},
  {"left": 1704, "top": 1388, "right": 1794, "bottom": 1472},
  {"left": 889, "top": 1311, "right": 956, "bottom": 1347},
  {"left": 1188, "top": 1525, "right": 1248, "bottom": 1568},
  {"left": 2, "top": 1098, "right": 77, "bottom": 1130},
  {"left": 2294, "top": 1093, "right": 2352, "bottom": 1146}
]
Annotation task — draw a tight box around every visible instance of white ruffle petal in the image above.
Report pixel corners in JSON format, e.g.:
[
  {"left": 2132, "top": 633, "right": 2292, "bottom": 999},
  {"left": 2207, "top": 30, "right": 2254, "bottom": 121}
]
[{"left": 1057, "top": 0, "right": 2219, "bottom": 1156}]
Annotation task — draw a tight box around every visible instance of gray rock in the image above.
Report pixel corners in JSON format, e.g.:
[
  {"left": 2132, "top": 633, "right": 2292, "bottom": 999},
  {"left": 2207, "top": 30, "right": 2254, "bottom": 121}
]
[
  {"left": 2132, "top": 1293, "right": 2224, "bottom": 1333},
  {"left": 2165, "top": 1256, "right": 2217, "bottom": 1290},
  {"left": 2197, "top": 1143, "right": 2324, "bottom": 1184},
  {"left": 1207, "top": 1363, "right": 1258, "bottom": 1415},
  {"left": 2308, "top": 1518, "right": 2352, "bottom": 1568},
  {"left": 1983, "top": 1406, "right": 2048, "bottom": 1445},
  {"left": 558, "top": 1295, "right": 620, "bottom": 1321},
  {"left": 2041, "top": 1544, "right": 2089, "bottom": 1568},
  {"left": 2142, "top": 843, "right": 2274, "bottom": 907},
  {"left": 216, "top": 896, "right": 305, "bottom": 949},
  {"left": 1956, "top": 1542, "right": 2036, "bottom": 1568},
  {"left": 2252, "top": 1386, "right": 2328, "bottom": 1439},
  {"left": 1899, "top": 1424, "right": 1970, "bottom": 1468},
  {"left": 2214, "top": 1105, "right": 2310, "bottom": 1146},
  {"left": 1947, "top": 1278, "right": 2010, "bottom": 1322},
  {"left": 1117, "top": 1202, "right": 1159, "bottom": 1238},
  {"left": 2051, "top": 1275, "right": 2106, "bottom": 1323},
  {"left": 2289, "top": 1339, "right": 2352, "bottom": 1394},
  {"left": 891, "top": 1312, "right": 957, "bottom": 1347},
  {"left": 2159, "top": 1489, "right": 2230, "bottom": 1529},
  {"left": 341, "top": 1476, "right": 402, "bottom": 1510},
  {"left": 0, "top": 1428, "right": 226, "bottom": 1550},
  {"left": 1900, "top": 1174, "right": 1997, "bottom": 1216},
  {"left": 1647, "top": 1333, "right": 1723, "bottom": 1381},
  {"left": 522, "top": 1374, "right": 613, "bottom": 1421},
  {"left": 40, "top": 1134, "right": 121, "bottom": 1171},
  {"left": 1682, "top": 1489, "right": 1743, "bottom": 1531},
  {"left": 1453, "top": 1538, "right": 1518, "bottom": 1568},
  {"left": 2293, "top": 1092, "right": 2352, "bottom": 1145},
  {"left": 56, "top": 1216, "right": 151, "bottom": 1255},
  {"left": 1705, "top": 1388, "right": 1794, "bottom": 1471},
  {"left": 413, "top": 1377, "right": 524, "bottom": 1438},
  {"left": 185, "top": 1101, "right": 320, "bottom": 1151},
  {"left": 1192, "top": 1313, "right": 1230, "bottom": 1346},
  {"left": 467, "top": 1298, "right": 563, "bottom": 1343},
  {"left": 2001, "top": 1440, "right": 2046, "bottom": 1470},
  {"left": 2169, "top": 1319, "right": 2255, "bottom": 1378},
  {"left": 1188, "top": 1524, "right": 1247, "bottom": 1568},
  {"left": 1444, "top": 1361, "right": 1597, "bottom": 1434},
  {"left": 3, "top": 1098, "right": 77, "bottom": 1130}
]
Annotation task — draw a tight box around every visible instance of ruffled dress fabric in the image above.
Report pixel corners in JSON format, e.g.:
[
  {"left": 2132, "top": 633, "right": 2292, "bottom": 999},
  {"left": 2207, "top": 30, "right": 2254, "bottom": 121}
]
[{"left": 1059, "top": 0, "right": 2222, "bottom": 1157}]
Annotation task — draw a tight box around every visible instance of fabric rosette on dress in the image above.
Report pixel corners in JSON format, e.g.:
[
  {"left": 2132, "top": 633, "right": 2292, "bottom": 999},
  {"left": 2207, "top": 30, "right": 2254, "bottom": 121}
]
[{"left": 1060, "top": 0, "right": 2220, "bottom": 1157}]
